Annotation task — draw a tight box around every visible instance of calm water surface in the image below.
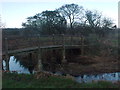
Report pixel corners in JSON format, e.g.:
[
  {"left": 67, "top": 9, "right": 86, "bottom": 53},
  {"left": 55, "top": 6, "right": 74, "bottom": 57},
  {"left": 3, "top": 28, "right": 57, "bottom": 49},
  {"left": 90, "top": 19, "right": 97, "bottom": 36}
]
[
  {"left": 3, "top": 56, "right": 30, "bottom": 74},
  {"left": 75, "top": 72, "right": 120, "bottom": 83}
]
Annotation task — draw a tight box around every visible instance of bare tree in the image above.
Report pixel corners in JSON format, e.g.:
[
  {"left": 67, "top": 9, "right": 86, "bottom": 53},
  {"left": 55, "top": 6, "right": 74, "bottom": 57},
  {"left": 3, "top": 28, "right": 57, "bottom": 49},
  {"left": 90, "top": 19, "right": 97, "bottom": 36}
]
[
  {"left": 84, "top": 10, "right": 102, "bottom": 28},
  {"left": 57, "top": 3, "right": 84, "bottom": 29},
  {"left": 101, "top": 17, "right": 114, "bottom": 28}
]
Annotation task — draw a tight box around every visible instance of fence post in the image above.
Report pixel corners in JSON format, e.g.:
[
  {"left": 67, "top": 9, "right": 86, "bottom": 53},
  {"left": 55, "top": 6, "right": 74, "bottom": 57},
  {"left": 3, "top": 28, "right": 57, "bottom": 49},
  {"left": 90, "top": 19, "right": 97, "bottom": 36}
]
[
  {"left": 81, "top": 36, "right": 84, "bottom": 56},
  {"left": 71, "top": 35, "right": 73, "bottom": 45},
  {"left": 62, "top": 34, "right": 67, "bottom": 63},
  {"left": 52, "top": 34, "right": 55, "bottom": 45},
  {"left": 5, "top": 38, "right": 10, "bottom": 71}
]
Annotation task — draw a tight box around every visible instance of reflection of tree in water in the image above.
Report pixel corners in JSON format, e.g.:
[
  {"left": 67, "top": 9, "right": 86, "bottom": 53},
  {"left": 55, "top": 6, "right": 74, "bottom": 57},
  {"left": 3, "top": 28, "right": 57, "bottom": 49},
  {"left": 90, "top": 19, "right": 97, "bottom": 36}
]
[{"left": 14, "top": 52, "right": 38, "bottom": 74}]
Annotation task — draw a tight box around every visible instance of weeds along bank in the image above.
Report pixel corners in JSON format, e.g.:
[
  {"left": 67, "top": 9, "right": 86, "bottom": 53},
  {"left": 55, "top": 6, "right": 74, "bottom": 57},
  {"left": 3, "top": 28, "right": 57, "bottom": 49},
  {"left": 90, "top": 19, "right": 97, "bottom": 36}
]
[{"left": 85, "top": 29, "right": 119, "bottom": 57}]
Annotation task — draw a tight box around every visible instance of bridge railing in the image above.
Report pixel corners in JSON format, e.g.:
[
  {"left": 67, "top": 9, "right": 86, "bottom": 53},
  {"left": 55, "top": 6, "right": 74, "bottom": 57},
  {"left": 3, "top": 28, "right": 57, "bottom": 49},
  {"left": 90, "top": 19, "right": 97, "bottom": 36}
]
[{"left": 2, "top": 34, "right": 84, "bottom": 52}]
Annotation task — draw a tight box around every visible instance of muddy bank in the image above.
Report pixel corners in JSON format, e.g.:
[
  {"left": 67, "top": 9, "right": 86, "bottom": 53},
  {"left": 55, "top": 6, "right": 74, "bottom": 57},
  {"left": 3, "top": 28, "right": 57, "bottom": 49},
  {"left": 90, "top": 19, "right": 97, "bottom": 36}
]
[{"left": 50, "top": 56, "right": 120, "bottom": 76}]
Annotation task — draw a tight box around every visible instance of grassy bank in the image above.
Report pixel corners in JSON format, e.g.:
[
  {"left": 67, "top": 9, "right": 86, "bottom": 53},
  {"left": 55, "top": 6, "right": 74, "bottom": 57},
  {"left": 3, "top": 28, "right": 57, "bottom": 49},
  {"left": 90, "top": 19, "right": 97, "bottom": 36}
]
[{"left": 2, "top": 72, "right": 119, "bottom": 88}]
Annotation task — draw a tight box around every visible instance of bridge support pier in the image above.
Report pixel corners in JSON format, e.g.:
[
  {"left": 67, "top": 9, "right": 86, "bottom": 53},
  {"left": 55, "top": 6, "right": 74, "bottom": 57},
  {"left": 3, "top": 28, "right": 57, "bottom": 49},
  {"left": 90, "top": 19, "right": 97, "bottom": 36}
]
[
  {"left": 5, "top": 55, "right": 10, "bottom": 71},
  {"left": 62, "top": 46, "right": 67, "bottom": 64},
  {"left": 61, "top": 34, "right": 67, "bottom": 64},
  {"left": 37, "top": 48, "right": 43, "bottom": 72}
]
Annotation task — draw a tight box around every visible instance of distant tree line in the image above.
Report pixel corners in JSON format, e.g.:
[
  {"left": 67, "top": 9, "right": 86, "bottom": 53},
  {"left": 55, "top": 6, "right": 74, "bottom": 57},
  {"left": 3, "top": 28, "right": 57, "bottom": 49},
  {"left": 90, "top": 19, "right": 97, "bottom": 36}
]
[{"left": 22, "top": 3, "right": 115, "bottom": 36}]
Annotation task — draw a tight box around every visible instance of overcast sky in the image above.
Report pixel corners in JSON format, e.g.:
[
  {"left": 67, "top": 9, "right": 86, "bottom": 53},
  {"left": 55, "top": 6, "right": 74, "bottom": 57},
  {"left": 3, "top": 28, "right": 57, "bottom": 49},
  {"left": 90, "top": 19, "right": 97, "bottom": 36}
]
[{"left": 0, "top": 0, "right": 119, "bottom": 28}]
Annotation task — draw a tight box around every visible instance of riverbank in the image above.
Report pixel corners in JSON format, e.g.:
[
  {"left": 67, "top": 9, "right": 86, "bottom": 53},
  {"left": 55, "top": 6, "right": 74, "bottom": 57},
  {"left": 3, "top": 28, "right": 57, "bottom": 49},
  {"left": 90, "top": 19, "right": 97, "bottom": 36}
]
[
  {"left": 2, "top": 72, "right": 120, "bottom": 88},
  {"left": 54, "top": 56, "right": 120, "bottom": 76}
]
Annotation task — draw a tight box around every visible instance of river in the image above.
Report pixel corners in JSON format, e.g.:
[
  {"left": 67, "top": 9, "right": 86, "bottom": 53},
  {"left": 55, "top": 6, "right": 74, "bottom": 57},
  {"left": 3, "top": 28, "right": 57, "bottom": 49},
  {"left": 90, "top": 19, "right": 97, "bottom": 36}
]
[
  {"left": 3, "top": 56, "right": 120, "bottom": 83},
  {"left": 3, "top": 56, "right": 30, "bottom": 74}
]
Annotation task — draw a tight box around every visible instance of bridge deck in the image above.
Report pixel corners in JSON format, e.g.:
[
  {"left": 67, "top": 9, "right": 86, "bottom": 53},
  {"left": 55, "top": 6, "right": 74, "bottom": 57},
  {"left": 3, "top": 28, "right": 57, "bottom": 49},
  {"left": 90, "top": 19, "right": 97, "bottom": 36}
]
[{"left": 3, "top": 45, "right": 87, "bottom": 55}]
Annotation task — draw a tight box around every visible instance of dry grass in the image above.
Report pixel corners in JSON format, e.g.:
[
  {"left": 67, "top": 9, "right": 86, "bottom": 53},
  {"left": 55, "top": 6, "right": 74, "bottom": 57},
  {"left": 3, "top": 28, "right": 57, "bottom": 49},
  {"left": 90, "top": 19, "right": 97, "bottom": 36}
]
[{"left": 59, "top": 55, "right": 120, "bottom": 75}]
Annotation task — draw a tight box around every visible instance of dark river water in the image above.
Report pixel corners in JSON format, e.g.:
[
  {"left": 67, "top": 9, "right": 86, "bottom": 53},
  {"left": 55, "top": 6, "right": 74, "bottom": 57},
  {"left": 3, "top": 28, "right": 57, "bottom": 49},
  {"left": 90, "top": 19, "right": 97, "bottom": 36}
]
[{"left": 3, "top": 56, "right": 120, "bottom": 83}]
